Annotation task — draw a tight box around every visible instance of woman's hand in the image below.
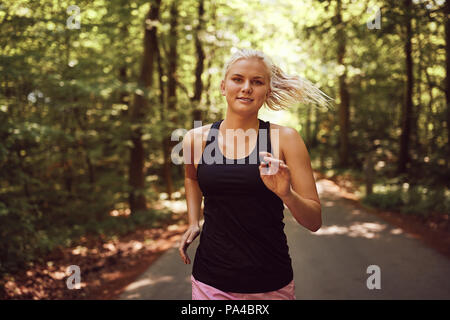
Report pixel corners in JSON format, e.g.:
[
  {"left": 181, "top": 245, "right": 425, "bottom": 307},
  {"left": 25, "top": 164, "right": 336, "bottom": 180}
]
[
  {"left": 259, "top": 151, "right": 292, "bottom": 199},
  {"left": 178, "top": 224, "right": 200, "bottom": 264}
]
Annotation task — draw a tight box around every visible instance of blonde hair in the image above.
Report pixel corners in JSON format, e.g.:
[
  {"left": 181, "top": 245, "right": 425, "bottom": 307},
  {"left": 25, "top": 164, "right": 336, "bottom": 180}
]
[{"left": 222, "top": 48, "right": 333, "bottom": 111}]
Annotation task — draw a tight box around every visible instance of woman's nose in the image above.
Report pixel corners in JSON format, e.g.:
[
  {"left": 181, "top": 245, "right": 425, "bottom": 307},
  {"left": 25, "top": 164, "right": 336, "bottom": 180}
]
[{"left": 241, "top": 80, "right": 252, "bottom": 92}]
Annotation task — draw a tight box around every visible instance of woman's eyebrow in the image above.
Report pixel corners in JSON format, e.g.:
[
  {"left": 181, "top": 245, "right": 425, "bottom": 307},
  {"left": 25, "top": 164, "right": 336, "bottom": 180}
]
[{"left": 231, "top": 73, "right": 265, "bottom": 79}]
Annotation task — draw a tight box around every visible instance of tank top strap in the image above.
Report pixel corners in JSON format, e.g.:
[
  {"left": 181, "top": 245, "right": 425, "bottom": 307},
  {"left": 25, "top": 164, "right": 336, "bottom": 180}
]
[
  {"left": 199, "top": 120, "right": 222, "bottom": 165},
  {"left": 204, "top": 119, "right": 223, "bottom": 147},
  {"left": 258, "top": 119, "right": 272, "bottom": 158}
]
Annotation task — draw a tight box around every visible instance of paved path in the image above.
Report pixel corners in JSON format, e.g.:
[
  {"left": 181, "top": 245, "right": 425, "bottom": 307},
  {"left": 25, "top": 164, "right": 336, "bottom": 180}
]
[{"left": 119, "top": 179, "right": 450, "bottom": 300}]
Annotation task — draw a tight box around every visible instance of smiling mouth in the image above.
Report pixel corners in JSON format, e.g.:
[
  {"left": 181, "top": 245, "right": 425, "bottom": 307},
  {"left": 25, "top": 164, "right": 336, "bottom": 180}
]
[{"left": 237, "top": 97, "right": 254, "bottom": 102}]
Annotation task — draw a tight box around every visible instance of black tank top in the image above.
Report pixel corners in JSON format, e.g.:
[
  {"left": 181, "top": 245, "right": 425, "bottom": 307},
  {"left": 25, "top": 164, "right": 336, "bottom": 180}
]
[{"left": 192, "top": 118, "right": 293, "bottom": 293}]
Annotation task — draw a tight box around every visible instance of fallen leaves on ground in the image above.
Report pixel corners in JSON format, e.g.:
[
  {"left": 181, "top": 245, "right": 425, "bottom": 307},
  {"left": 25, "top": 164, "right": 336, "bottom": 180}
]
[{"left": 0, "top": 221, "right": 189, "bottom": 300}]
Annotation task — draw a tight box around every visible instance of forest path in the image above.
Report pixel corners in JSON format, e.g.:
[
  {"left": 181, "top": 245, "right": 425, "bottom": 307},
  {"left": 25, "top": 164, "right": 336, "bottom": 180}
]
[{"left": 119, "top": 179, "right": 450, "bottom": 300}]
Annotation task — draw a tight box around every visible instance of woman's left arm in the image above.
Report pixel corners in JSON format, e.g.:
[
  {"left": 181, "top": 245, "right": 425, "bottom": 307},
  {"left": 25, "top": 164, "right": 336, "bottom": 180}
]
[{"left": 259, "top": 127, "right": 321, "bottom": 232}]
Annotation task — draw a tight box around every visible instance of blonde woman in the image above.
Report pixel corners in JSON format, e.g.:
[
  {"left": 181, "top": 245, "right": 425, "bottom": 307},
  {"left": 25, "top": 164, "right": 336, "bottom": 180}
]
[{"left": 179, "top": 48, "right": 331, "bottom": 300}]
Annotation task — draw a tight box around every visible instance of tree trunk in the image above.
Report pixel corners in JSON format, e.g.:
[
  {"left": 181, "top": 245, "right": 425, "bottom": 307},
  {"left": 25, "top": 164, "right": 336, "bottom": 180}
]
[
  {"left": 336, "top": 0, "right": 350, "bottom": 168},
  {"left": 118, "top": 0, "right": 131, "bottom": 117},
  {"left": 162, "top": 0, "right": 178, "bottom": 200},
  {"left": 129, "top": 0, "right": 161, "bottom": 213},
  {"left": 445, "top": 0, "right": 450, "bottom": 157},
  {"left": 119, "top": 2, "right": 130, "bottom": 113},
  {"left": 156, "top": 37, "right": 165, "bottom": 106},
  {"left": 192, "top": 0, "right": 205, "bottom": 122},
  {"left": 398, "top": 0, "right": 413, "bottom": 174},
  {"left": 203, "top": 1, "right": 217, "bottom": 122},
  {"left": 412, "top": 15, "right": 422, "bottom": 160}
]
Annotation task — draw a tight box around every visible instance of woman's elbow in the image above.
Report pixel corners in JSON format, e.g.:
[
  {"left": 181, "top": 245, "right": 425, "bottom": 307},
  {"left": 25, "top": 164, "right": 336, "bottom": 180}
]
[
  {"left": 310, "top": 222, "right": 322, "bottom": 232},
  {"left": 310, "top": 210, "right": 322, "bottom": 232}
]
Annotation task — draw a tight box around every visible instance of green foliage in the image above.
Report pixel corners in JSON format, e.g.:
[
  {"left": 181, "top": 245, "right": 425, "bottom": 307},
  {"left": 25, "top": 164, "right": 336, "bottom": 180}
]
[
  {"left": 0, "top": 0, "right": 180, "bottom": 274},
  {"left": 363, "top": 186, "right": 450, "bottom": 216},
  {"left": 362, "top": 189, "right": 404, "bottom": 211}
]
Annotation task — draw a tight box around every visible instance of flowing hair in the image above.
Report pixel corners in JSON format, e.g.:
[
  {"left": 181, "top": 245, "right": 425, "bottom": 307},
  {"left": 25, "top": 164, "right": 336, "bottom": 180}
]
[{"left": 222, "top": 48, "right": 333, "bottom": 111}]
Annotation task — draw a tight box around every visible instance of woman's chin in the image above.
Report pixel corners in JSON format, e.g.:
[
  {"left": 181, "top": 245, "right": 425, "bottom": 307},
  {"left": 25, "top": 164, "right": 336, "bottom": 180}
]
[
  {"left": 229, "top": 105, "right": 260, "bottom": 115},
  {"left": 229, "top": 101, "right": 262, "bottom": 112}
]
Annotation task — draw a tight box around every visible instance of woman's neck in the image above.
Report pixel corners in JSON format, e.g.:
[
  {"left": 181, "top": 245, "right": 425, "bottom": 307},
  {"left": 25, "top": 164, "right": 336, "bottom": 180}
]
[{"left": 221, "top": 114, "right": 260, "bottom": 132}]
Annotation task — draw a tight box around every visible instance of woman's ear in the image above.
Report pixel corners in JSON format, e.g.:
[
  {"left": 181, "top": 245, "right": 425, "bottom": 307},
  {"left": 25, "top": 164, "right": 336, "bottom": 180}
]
[{"left": 220, "top": 80, "right": 225, "bottom": 96}]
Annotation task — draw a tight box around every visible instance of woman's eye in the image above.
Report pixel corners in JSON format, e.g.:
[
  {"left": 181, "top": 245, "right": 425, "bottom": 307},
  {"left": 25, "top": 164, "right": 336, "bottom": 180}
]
[{"left": 232, "top": 78, "right": 263, "bottom": 85}]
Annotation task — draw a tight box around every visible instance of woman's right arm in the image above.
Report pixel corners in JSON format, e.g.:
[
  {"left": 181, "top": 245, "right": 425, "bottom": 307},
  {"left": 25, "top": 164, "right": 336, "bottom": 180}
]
[{"left": 179, "top": 129, "right": 202, "bottom": 264}]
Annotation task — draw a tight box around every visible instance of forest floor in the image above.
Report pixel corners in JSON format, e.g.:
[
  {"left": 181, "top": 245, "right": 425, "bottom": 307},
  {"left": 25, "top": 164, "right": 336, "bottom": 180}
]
[
  {"left": 1, "top": 171, "right": 449, "bottom": 300},
  {"left": 0, "top": 210, "right": 190, "bottom": 299}
]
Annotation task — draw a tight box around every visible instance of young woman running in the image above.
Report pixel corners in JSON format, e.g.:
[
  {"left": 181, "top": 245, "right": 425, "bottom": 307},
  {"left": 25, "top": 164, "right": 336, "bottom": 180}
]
[{"left": 179, "top": 48, "right": 330, "bottom": 300}]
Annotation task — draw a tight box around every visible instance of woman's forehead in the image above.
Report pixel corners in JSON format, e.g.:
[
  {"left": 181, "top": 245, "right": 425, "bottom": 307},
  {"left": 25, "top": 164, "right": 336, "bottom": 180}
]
[{"left": 227, "top": 58, "right": 269, "bottom": 78}]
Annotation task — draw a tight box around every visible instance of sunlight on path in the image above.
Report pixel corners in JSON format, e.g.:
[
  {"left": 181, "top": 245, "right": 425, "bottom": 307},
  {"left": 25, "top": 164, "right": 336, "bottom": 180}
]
[{"left": 119, "top": 178, "right": 450, "bottom": 299}]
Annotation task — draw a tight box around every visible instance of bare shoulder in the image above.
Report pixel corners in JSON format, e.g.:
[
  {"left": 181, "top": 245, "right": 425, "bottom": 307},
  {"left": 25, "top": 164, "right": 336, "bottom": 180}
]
[
  {"left": 280, "top": 124, "right": 304, "bottom": 141},
  {"left": 184, "top": 123, "right": 213, "bottom": 143},
  {"left": 269, "top": 123, "right": 308, "bottom": 161},
  {"left": 191, "top": 123, "right": 214, "bottom": 139},
  {"left": 184, "top": 123, "right": 214, "bottom": 167},
  {"left": 188, "top": 123, "right": 214, "bottom": 150},
  {"left": 269, "top": 122, "right": 297, "bottom": 137}
]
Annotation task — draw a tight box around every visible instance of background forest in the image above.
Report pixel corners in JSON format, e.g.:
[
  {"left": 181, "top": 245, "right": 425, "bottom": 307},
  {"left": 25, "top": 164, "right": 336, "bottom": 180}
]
[{"left": 1, "top": 0, "right": 449, "bottom": 279}]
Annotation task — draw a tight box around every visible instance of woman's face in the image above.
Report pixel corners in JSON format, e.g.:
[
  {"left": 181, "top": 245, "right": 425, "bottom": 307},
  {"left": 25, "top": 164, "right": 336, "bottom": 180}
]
[{"left": 221, "top": 58, "right": 271, "bottom": 115}]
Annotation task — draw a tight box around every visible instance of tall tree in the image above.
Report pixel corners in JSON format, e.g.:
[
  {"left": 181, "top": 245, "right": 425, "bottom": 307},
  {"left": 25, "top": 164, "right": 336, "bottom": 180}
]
[
  {"left": 129, "top": 0, "right": 161, "bottom": 213},
  {"left": 191, "top": 0, "right": 206, "bottom": 122},
  {"left": 445, "top": 0, "right": 450, "bottom": 157},
  {"left": 162, "top": 0, "right": 178, "bottom": 199},
  {"left": 398, "top": 0, "right": 414, "bottom": 173},
  {"left": 336, "top": 0, "right": 350, "bottom": 168}
]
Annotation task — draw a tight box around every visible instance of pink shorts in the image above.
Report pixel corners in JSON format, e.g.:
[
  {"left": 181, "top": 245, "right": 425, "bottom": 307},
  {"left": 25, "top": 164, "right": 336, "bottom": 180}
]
[{"left": 191, "top": 275, "right": 296, "bottom": 300}]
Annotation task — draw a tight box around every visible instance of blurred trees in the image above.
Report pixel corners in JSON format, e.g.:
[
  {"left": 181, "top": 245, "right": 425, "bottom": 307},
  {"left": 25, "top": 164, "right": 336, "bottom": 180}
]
[{"left": 0, "top": 0, "right": 448, "bottom": 273}]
